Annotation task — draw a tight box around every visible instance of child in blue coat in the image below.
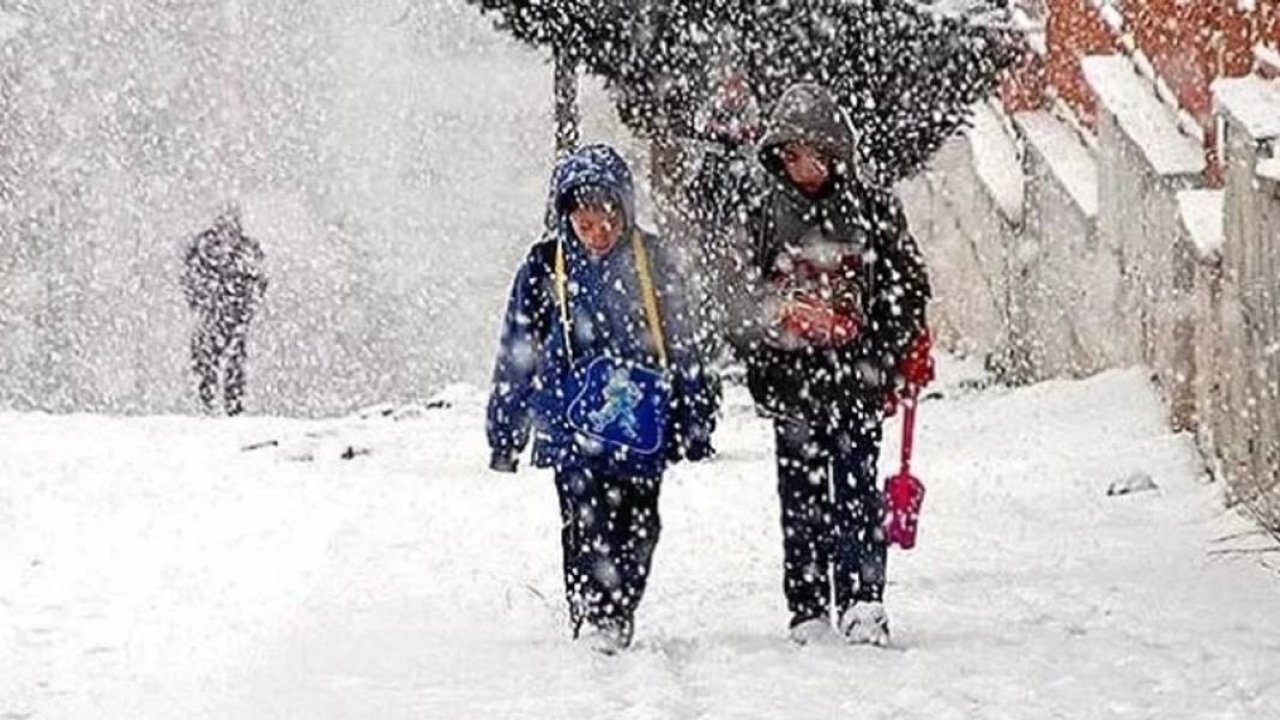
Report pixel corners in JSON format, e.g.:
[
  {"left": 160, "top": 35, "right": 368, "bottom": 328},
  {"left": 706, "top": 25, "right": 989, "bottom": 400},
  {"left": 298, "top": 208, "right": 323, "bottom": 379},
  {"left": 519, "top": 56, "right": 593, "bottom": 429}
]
[{"left": 487, "top": 144, "right": 717, "bottom": 653}]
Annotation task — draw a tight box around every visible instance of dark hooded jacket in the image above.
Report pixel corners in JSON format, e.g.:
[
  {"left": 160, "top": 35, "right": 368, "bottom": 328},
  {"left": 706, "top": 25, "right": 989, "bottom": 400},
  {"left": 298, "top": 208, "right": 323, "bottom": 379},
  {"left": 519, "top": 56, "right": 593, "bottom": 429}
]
[
  {"left": 735, "top": 83, "right": 930, "bottom": 426},
  {"left": 181, "top": 219, "right": 267, "bottom": 319},
  {"left": 487, "top": 144, "right": 717, "bottom": 475}
]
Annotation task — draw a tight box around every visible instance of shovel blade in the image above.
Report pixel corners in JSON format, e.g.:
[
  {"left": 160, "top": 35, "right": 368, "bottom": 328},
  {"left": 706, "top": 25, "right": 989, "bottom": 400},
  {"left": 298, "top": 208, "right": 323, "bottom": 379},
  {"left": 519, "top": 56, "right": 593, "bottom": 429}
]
[{"left": 884, "top": 471, "right": 926, "bottom": 549}]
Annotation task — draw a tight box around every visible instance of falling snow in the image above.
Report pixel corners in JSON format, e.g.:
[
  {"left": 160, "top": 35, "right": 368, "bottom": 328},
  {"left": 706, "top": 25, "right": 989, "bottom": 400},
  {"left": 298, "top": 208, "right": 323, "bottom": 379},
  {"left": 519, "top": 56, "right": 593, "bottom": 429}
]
[{"left": 1, "top": 1, "right": 1278, "bottom": 717}]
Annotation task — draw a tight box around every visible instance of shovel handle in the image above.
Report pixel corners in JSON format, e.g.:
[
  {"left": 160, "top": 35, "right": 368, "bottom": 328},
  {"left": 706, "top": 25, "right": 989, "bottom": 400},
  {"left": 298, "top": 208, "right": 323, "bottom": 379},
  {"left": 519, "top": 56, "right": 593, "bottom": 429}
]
[{"left": 900, "top": 386, "right": 919, "bottom": 473}]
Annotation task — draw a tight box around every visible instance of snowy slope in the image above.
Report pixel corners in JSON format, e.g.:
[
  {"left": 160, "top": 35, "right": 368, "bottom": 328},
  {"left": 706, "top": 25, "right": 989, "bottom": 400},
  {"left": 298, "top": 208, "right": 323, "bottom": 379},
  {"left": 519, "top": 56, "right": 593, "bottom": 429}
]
[{"left": 3, "top": 361, "right": 1279, "bottom": 719}]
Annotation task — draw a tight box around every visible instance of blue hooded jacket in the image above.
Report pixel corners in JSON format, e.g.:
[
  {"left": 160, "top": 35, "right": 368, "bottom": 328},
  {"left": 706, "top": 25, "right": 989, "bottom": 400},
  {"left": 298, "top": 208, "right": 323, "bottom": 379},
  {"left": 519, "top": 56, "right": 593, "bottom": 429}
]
[{"left": 486, "top": 145, "right": 717, "bottom": 475}]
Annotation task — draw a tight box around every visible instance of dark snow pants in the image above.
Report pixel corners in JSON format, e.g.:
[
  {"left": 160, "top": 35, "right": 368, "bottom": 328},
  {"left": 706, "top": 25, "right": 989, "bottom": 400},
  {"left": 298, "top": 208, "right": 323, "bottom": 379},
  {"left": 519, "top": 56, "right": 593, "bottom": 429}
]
[
  {"left": 774, "top": 417, "right": 886, "bottom": 625},
  {"left": 555, "top": 468, "right": 662, "bottom": 636},
  {"left": 192, "top": 312, "right": 251, "bottom": 416}
]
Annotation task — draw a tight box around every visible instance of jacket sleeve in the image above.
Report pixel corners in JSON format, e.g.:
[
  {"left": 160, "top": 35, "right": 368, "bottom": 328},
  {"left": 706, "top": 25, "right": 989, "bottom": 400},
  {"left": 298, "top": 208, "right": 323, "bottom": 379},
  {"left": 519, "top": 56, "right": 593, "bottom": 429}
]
[
  {"left": 244, "top": 235, "right": 268, "bottom": 301},
  {"left": 486, "top": 245, "right": 552, "bottom": 467},
  {"left": 865, "top": 195, "right": 931, "bottom": 390}
]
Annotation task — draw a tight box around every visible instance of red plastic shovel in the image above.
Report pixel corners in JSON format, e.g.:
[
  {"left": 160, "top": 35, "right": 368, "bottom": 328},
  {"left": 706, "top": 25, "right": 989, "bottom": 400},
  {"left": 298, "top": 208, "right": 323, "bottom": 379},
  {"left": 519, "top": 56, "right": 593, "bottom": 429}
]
[{"left": 884, "top": 388, "right": 925, "bottom": 550}]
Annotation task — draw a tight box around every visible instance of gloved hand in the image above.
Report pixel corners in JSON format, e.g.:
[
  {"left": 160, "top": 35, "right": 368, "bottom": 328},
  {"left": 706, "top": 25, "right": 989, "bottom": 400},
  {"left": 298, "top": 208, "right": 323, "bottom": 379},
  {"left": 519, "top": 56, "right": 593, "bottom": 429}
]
[
  {"left": 776, "top": 296, "right": 860, "bottom": 347},
  {"left": 490, "top": 450, "right": 518, "bottom": 474},
  {"left": 885, "top": 329, "right": 934, "bottom": 417},
  {"left": 899, "top": 329, "right": 935, "bottom": 390},
  {"left": 883, "top": 389, "right": 901, "bottom": 418}
]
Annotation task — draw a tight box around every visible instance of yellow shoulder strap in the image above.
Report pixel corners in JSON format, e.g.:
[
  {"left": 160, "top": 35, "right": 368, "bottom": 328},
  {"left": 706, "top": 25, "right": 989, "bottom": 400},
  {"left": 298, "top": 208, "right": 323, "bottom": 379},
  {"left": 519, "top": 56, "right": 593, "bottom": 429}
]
[
  {"left": 631, "top": 232, "right": 669, "bottom": 369},
  {"left": 553, "top": 232, "right": 669, "bottom": 369},
  {"left": 553, "top": 239, "right": 573, "bottom": 359}
]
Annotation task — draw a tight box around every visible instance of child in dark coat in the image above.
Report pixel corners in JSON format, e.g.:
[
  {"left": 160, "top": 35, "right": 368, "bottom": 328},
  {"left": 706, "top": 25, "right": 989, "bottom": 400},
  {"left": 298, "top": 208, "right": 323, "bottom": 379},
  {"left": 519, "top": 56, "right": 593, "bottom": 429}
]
[
  {"left": 733, "top": 83, "right": 934, "bottom": 646},
  {"left": 487, "top": 144, "right": 717, "bottom": 653}
]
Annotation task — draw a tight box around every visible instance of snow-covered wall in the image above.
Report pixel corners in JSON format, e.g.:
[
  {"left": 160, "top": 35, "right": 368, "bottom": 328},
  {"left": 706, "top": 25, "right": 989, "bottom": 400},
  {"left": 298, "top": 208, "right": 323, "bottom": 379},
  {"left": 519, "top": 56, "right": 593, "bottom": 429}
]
[
  {"left": 0, "top": 0, "right": 639, "bottom": 416},
  {"left": 1085, "top": 56, "right": 1206, "bottom": 376},
  {"left": 898, "top": 120, "right": 1014, "bottom": 364},
  {"left": 1017, "top": 110, "right": 1110, "bottom": 379},
  {"left": 905, "top": 63, "right": 1280, "bottom": 525},
  {"left": 1209, "top": 76, "right": 1280, "bottom": 523}
]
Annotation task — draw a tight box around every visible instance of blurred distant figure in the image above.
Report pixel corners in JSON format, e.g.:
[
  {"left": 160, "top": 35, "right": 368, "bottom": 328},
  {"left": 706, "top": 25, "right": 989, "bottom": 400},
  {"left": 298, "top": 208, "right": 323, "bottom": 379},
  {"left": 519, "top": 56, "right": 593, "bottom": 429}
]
[
  {"left": 180, "top": 205, "right": 267, "bottom": 416},
  {"left": 686, "top": 67, "right": 762, "bottom": 356}
]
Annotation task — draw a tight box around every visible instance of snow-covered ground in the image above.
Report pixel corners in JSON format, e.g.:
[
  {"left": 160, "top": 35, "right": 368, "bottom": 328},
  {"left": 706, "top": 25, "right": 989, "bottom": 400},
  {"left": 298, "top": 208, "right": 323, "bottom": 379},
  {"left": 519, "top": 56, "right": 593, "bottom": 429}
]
[{"left": 3, "top": 360, "right": 1279, "bottom": 719}]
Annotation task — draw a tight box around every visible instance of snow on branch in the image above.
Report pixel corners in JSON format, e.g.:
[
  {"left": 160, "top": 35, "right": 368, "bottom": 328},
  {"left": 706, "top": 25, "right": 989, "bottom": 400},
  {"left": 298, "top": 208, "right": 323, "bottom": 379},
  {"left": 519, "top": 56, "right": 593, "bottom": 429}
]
[{"left": 464, "top": 0, "right": 1023, "bottom": 184}]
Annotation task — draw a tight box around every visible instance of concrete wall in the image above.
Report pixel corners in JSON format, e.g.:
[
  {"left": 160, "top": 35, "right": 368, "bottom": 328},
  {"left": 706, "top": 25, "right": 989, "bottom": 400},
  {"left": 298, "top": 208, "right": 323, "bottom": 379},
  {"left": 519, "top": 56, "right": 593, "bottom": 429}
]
[
  {"left": 899, "top": 106, "right": 1024, "bottom": 379},
  {"left": 1016, "top": 111, "right": 1105, "bottom": 379},
  {"left": 899, "top": 134, "right": 1015, "bottom": 364},
  {"left": 1212, "top": 80, "right": 1280, "bottom": 521},
  {"left": 905, "top": 65, "right": 1280, "bottom": 525}
]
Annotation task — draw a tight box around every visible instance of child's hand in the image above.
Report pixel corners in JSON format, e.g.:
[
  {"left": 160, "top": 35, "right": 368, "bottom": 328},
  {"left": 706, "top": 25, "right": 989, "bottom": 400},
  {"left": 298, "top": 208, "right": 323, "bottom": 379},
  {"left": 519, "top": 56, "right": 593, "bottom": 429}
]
[
  {"left": 883, "top": 390, "right": 900, "bottom": 418},
  {"left": 490, "top": 451, "right": 518, "bottom": 474},
  {"left": 899, "top": 329, "right": 935, "bottom": 389}
]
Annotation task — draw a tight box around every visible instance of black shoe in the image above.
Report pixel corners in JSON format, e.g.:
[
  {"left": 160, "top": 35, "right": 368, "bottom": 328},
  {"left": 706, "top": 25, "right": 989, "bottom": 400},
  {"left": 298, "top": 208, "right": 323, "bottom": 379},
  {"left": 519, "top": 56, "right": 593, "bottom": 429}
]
[{"left": 787, "top": 614, "right": 833, "bottom": 646}]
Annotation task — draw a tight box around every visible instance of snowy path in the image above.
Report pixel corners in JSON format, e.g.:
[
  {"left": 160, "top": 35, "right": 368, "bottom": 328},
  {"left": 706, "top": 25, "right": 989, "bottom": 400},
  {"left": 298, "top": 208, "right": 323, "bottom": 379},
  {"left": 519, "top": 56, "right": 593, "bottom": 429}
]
[{"left": 3, "top": 361, "right": 1279, "bottom": 719}]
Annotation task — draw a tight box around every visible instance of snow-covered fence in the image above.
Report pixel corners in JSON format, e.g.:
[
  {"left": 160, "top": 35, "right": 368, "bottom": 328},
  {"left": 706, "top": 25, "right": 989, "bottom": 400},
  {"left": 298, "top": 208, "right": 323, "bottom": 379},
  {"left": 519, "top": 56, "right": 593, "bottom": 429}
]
[{"left": 905, "top": 63, "right": 1280, "bottom": 525}]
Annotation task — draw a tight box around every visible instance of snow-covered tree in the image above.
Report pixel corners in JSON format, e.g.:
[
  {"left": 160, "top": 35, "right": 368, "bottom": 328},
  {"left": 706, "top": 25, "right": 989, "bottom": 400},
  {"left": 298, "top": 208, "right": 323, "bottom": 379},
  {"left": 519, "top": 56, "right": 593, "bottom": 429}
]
[{"left": 465, "top": 0, "right": 1022, "bottom": 183}]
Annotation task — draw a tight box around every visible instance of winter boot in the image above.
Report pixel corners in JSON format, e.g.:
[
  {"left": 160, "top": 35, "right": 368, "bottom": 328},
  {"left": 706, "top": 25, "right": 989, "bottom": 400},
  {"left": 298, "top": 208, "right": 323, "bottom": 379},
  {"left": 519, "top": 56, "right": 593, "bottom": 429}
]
[
  {"left": 787, "top": 616, "right": 833, "bottom": 646},
  {"left": 580, "top": 619, "right": 633, "bottom": 655},
  {"left": 837, "top": 602, "right": 890, "bottom": 647}
]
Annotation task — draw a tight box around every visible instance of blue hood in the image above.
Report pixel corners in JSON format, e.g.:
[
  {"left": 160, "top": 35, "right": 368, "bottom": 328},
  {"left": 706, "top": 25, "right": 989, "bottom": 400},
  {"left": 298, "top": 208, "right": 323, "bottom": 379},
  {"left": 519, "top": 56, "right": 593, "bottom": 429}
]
[{"left": 550, "top": 144, "right": 637, "bottom": 238}]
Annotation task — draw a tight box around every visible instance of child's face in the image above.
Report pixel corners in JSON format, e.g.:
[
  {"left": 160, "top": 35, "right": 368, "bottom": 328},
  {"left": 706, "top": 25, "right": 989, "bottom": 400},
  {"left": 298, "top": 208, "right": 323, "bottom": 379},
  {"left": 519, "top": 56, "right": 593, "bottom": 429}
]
[
  {"left": 780, "top": 142, "right": 830, "bottom": 195},
  {"left": 570, "top": 203, "right": 624, "bottom": 257}
]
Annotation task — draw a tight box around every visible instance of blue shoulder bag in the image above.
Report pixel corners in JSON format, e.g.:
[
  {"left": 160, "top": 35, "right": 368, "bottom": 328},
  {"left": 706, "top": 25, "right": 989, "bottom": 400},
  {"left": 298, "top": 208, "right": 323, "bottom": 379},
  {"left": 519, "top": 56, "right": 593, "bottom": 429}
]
[{"left": 554, "top": 233, "right": 671, "bottom": 474}]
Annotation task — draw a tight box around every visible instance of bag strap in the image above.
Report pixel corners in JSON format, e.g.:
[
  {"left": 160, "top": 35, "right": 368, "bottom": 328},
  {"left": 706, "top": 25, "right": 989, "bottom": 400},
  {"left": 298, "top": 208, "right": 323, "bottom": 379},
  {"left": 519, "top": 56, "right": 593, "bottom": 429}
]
[
  {"left": 554, "top": 238, "right": 574, "bottom": 361},
  {"left": 630, "top": 231, "right": 669, "bottom": 369},
  {"left": 553, "top": 231, "right": 669, "bottom": 370}
]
